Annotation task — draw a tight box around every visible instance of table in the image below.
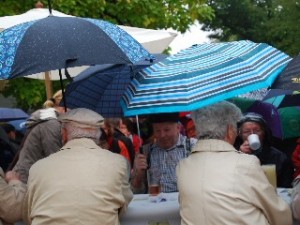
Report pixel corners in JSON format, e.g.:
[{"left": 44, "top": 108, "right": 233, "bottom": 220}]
[
  {"left": 120, "top": 189, "right": 296, "bottom": 225},
  {"left": 14, "top": 189, "right": 297, "bottom": 225},
  {"left": 120, "top": 192, "right": 180, "bottom": 225}
]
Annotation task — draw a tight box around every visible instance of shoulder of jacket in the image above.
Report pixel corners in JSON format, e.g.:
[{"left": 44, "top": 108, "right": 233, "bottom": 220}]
[{"left": 0, "top": 168, "right": 4, "bottom": 178}]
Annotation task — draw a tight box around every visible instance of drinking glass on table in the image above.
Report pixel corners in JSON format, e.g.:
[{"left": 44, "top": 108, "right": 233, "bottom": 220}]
[
  {"left": 147, "top": 167, "right": 161, "bottom": 200},
  {"left": 262, "top": 164, "right": 277, "bottom": 188}
]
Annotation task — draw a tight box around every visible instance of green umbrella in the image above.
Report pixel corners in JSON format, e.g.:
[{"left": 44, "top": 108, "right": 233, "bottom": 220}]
[
  {"left": 262, "top": 89, "right": 300, "bottom": 139},
  {"left": 279, "top": 107, "right": 300, "bottom": 139},
  {"left": 229, "top": 97, "right": 284, "bottom": 139}
]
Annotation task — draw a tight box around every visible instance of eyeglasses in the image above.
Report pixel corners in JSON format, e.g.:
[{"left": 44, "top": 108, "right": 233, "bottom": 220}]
[{"left": 240, "top": 129, "right": 264, "bottom": 136}]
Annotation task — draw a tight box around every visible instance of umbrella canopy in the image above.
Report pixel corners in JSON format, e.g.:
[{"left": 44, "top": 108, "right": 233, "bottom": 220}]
[
  {"left": 230, "top": 89, "right": 300, "bottom": 139},
  {"left": 8, "top": 119, "right": 27, "bottom": 134},
  {"left": 0, "top": 8, "right": 176, "bottom": 56},
  {"left": 271, "top": 53, "right": 300, "bottom": 91},
  {"left": 0, "top": 15, "right": 152, "bottom": 80},
  {"left": 262, "top": 90, "right": 300, "bottom": 139},
  {"left": 121, "top": 40, "right": 292, "bottom": 116},
  {"left": 263, "top": 89, "right": 298, "bottom": 108},
  {"left": 64, "top": 54, "right": 167, "bottom": 118},
  {"left": 0, "top": 108, "right": 29, "bottom": 121}
]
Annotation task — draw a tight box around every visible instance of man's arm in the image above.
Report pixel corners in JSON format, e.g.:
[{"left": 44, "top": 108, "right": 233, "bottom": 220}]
[
  {"left": 0, "top": 169, "right": 27, "bottom": 224},
  {"left": 239, "top": 157, "right": 292, "bottom": 225},
  {"left": 119, "top": 160, "right": 133, "bottom": 216},
  {"left": 130, "top": 153, "right": 148, "bottom": 194}
]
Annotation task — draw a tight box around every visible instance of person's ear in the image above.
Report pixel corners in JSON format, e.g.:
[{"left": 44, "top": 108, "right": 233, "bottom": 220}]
[
  {"left": 61, "top": 127, "right": 68, "bottom": 144},
  {"left": 225, "top": 124, "right": 237, "bottom": 145}
]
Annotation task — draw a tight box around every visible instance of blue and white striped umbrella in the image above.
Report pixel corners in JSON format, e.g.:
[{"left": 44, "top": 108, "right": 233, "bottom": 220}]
[{"left": 121, "top": 40, "right": 292, "bottom": 116}]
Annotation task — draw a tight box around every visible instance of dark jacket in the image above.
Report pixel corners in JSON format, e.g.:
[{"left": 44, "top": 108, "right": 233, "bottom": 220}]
[{"left": 235, "top": 123, "right": 294, "bottom": 188}]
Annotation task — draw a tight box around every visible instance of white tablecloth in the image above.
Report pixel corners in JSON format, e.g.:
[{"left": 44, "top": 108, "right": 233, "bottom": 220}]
[
  {"left": 120, "top": 189, "right": 296, "bottom": 225},
  {"left": 120, "top": 192, "right": 180, "bottom": 225},
  {"left": 14, "top": 189, "right": 297, "bottom": 225}
]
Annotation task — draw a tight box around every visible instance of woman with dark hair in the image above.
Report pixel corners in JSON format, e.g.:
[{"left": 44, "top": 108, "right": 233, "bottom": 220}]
[
  {"left": 101, "top": 118, "right": 135, "bottom": 168},
  {"left": 118, "top": 118, "right": 143, "bottom": 154}
]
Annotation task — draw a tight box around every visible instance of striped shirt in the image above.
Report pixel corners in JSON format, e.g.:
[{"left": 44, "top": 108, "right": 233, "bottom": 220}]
[{"left": 149, "top": 134, "right": 197, "bottom": 193}]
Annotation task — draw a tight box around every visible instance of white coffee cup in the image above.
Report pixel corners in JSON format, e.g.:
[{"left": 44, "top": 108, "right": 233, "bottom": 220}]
[{"left": 248, "top": 134, "right": 261, "bottom": 150}]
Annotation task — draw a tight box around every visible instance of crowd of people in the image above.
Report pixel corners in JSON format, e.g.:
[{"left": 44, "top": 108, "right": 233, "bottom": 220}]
[{"left": 1, "top": 90, "right": 300, "bottom": 224}]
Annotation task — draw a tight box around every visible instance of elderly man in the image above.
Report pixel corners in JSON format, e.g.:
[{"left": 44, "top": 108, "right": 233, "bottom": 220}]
[
  {"left": 23, "top": 108, "right": 133, "bottom": 225},
  {"left": 131, "top": 113, "right": 197, "bottom": 194},
  {"left": 176, "top": 101, "right": 292, "bottom": 225},
  {"left": 0, "top": 169, "right": 26, "bottom": 225}
]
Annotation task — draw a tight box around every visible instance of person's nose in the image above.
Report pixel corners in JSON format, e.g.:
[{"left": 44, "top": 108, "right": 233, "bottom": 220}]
[{"left": 160, "top": 130, "right": 167, "bottom": 138}]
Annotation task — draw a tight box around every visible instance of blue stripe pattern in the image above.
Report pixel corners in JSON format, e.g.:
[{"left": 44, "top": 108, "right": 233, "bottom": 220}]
[{"left": 121, "top": 40, "right": 292, "bottom": 116}]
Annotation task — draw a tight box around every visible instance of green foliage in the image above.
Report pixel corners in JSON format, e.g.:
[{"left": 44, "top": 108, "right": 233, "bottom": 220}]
[
  {"left": 203, "top": 0, "right": 300, "bottom": 56},
  {"left": 0, "top": 0, "right": 214, "bottom": 110},
  {"left": 2, "top": 78, "right": 65, "bottom": 111}
]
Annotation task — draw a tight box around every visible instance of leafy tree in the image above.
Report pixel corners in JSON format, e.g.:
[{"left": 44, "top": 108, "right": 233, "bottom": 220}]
[
  {"left": 1, "top": 78, "right": 66, "bottom": 111},
  {"left": 0, "top": 0, "right": 214, "bottom": 110},
  {"left": 202, "top": 0, "right": 300, "bottom": 56}
]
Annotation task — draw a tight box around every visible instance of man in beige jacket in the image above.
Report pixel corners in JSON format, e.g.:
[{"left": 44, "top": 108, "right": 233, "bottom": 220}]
[
  {"left": 0, "top": 169, "right": 26, "bottom": 225},
  {"left": 176, "top": 101, "right": 292, "bottom": 225},
  {"left": 23, "top": 108, "right": 133, "bottom": 225}
]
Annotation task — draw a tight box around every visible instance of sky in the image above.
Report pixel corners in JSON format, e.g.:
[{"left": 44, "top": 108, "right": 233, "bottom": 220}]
[{"left": 168, "top": 22, "right": 213, "bottom": 54}]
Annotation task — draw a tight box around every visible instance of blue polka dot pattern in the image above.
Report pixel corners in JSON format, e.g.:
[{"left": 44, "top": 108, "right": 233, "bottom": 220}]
[
  {"left": 84, "top": 18, "right": 150, "bottom": 64},
  {"left": 0, "top": 21, "right": 35, "bottom": 79},
  {"left": 0, "top": 16, "right": 152, "bottom": 80}
]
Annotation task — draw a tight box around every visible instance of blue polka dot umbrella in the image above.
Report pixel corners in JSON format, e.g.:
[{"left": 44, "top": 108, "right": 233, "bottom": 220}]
[
  {"left": 121, "top": 40, "right": 292, "bottom": 116},
  {"left": 0, "top": 15, "right": 152, "bottom": 80}
]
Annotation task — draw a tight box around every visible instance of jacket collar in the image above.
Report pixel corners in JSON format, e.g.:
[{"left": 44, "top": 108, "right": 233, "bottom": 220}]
[
  {"left": 192, "top": 139, "right": 238, "bottom": 153},
  {"left": 61, "top": 138, "right": 99, "bottom": 151}
]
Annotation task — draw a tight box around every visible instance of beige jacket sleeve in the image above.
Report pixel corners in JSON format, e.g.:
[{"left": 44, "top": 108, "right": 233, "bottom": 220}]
[
  {"left": 238, "top": 158, "right": 292, "bottom": 225},
  {"left": 119, "top": 160, "right": 134, "bottom": 216},
  {"left": 0, "top": 168, "right": 27, "bottom": 224},
  {"left": 292, "top": 176, "right": 300, "bottom": 221}
]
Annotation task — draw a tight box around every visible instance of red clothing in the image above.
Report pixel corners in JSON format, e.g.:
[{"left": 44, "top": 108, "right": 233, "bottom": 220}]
[
  {"left": 292, "top": 138, "right": 300, "bottom": 178},
  {"left": 107, "top": 136, "right": 132, "bottom": 166},
  {"left": 131, "top": 134, "right": 143, "bottom": 154}
]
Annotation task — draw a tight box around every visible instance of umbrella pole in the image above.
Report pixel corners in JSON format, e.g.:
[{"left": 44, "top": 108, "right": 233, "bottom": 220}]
[
  {"left": 135, "top": 115, "right": 143, "bottom": 151},
  {"left": 59, "top": 69, "right": 67, "bottom": 111},
  {"left": 44, "top": 71, "right": 53, "bottom": 100},
  {"left": 135, "top": 115, "right": 141, "bottom": 137}
]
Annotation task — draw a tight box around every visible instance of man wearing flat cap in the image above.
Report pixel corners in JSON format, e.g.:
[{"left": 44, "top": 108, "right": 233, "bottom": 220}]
[
  {"left": 131, "top": 112, "right": 197, "bottom": 194},
  {"left": 23, "top": 108, "right": 133, "bottom": 225}
]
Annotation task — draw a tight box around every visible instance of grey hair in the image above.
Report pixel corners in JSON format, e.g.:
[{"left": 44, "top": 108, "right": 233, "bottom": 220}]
[
  {"left": 62, "top": 122, "right": 101, "bottom": 145},
  {"left": 191, "top": 101, "right": 242, "bottom": 140}
]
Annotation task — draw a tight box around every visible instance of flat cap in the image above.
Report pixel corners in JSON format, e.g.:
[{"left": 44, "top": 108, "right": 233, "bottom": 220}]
[
  {"left": 148, "top": 112, "right": 180, "bottom": 124},
  {"left": 58, "top": 108, "right": 104, "bottom": 128}
]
